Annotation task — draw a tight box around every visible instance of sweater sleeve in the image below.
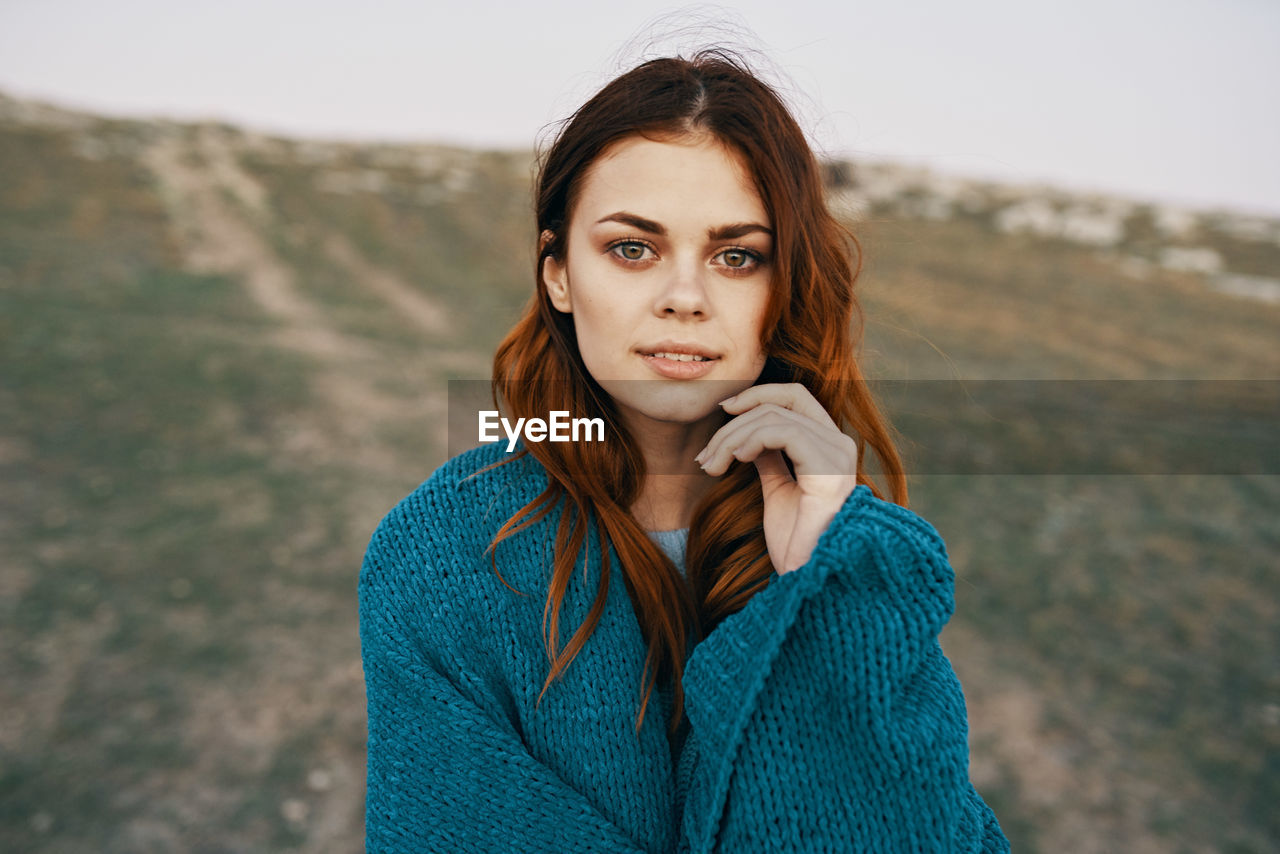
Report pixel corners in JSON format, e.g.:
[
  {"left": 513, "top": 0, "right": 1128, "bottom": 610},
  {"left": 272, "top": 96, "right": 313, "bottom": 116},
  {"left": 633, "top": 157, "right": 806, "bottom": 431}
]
[
  {"left": 677, "top": 485, "right": 1008, "bottom": 853},
  {"left": 359, "top": 514, "right": 653, "bottom": 854}
]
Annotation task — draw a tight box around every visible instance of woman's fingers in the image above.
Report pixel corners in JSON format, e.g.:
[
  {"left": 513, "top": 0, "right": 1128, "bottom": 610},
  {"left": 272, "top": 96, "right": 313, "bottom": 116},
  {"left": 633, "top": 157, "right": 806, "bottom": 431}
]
[
  {"left": 719, "top": 382, "right": 839, "bottom": 430},
  {"left": 697, "top": 399, "right": 856, "bottom": 478},
  {"left": 696, "top": 407, "right": 855, "bottom": 481},
  {"left": 697, "top": 404, "right": 821, "bottom": 475}
]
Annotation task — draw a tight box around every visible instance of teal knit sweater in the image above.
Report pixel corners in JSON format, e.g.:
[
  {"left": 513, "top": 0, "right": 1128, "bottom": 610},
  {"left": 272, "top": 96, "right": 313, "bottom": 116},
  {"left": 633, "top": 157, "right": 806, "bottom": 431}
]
[{"left": 359, "top": 440, "right": 1008, "bottom": 852}]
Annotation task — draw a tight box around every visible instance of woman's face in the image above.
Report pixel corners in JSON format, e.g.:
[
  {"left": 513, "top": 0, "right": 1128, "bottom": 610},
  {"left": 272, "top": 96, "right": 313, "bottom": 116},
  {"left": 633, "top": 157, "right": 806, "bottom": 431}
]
[{"left": 542, "top": 134, "right": 773, "bottom": 431}]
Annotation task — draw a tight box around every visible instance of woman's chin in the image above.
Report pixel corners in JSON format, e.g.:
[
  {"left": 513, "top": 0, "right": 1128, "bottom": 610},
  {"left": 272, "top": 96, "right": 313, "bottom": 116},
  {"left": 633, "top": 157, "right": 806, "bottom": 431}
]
[{"left": 614, "top": 387, "right": 725, "bottom": 426}]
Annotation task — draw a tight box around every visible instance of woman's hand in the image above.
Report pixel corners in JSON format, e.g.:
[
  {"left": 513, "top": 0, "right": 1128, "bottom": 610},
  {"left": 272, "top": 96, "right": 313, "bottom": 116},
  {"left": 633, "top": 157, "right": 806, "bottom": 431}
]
[{"left": 694, "top": 383, "right": 859, "bottom": 575}]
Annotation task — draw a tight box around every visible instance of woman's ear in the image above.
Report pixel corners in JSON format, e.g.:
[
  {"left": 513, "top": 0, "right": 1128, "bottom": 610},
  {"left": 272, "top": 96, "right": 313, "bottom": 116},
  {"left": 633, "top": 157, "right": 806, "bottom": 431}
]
[{"left": 541, "top": 230, "right": 572, "bottom": 313}]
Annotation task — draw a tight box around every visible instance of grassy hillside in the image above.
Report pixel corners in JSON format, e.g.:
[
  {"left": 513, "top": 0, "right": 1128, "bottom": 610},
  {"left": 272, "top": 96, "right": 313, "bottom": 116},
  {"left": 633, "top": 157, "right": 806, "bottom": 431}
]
[{"left": 1, "top": 94, "right": 1276, "bottom": 852}]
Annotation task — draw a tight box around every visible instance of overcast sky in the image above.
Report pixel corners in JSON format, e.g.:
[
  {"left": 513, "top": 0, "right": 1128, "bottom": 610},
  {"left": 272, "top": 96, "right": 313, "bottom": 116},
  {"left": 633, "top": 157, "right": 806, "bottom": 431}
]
[{"left": 2, "top": 0, "right": 1278, "bottom": 215}]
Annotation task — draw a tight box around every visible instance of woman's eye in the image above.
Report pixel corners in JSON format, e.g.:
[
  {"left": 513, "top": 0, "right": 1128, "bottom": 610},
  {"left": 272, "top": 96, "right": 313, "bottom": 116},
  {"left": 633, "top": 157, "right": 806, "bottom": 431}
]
[
  {"left": 610, "top": 241, "right": 653, "bottom": 263},
  {"left": 718, "top": 248, "right": 764, "bottom": 272}
]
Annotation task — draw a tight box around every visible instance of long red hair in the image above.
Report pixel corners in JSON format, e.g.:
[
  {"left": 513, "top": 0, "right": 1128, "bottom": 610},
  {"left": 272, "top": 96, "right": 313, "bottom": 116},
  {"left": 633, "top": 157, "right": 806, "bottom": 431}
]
[{"left": 484, "top": 48, "right": 908, "bottom": 737}]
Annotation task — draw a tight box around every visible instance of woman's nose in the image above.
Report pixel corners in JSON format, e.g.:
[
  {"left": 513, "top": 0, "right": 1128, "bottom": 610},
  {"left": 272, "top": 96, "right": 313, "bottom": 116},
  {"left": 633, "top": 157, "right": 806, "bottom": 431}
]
[{"left": 654, "top": 260, "right": 709, "bottom": 318}]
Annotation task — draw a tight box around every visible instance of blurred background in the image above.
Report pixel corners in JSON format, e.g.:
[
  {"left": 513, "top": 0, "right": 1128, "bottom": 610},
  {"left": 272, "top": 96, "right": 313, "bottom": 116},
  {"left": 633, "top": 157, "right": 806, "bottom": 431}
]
[{"left": 1, "top": 1, "right": 1277, "bottom": 851}]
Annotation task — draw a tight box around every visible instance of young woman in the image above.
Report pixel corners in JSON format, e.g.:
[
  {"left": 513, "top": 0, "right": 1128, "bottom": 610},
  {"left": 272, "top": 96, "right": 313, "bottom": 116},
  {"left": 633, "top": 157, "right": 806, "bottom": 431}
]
[{"left": 360, "top": 48, "right": 1008, "bottom": 853}]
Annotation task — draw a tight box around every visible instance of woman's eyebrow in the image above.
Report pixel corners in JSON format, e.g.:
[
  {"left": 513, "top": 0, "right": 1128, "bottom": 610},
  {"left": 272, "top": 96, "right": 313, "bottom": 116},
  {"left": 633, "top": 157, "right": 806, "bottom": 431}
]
[{"left": 594, "top": 211, "right": 773, "bottom": 240}]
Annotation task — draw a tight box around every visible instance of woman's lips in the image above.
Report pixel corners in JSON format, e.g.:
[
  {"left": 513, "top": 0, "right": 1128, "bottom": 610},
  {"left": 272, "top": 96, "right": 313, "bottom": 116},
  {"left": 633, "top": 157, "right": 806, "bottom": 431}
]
[{"left": 639, "top": 352, "right": 719, "bottom": 379}]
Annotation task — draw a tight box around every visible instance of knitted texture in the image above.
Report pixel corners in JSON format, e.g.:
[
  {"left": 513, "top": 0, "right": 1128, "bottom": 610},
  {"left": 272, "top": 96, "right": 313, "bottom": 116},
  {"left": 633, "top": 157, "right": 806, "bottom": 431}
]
[{"left": 359, "top": 441, "right": 1009, "bottom": 853}]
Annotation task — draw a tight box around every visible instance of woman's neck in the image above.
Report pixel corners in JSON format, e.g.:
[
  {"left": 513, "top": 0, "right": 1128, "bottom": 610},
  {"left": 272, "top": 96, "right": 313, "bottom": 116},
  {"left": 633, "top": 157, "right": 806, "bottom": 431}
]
[
  {"left": 623, "top": 411, "right": 720, "bottom": 531},
  {"left": 631, "top": 474, "right": 713, "bottom": 531}
]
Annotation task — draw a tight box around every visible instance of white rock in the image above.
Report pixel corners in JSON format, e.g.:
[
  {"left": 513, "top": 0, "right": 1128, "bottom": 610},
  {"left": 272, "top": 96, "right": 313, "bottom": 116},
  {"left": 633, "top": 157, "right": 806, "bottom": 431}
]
[
  {"left": 1209, "top": 273, "right": 1280, "bottom": 303},
  {"left": 280, "top": 798, "right": 310, "bottom": 824},
  {"left": 1060, "top": 204, "right": 1126, "bottom": 246},
  {"left": 307, "top": 768, "right": 334, "bottom": 791},
  {"left": 994, "top": 199, "right": 1060, "bottom": 237},
  {"left": 1152, "top": 205, "right": 1198, "bottom": 239},
  {"left": 1157, "top": 246, "right": 1223, "bottom": 274}
]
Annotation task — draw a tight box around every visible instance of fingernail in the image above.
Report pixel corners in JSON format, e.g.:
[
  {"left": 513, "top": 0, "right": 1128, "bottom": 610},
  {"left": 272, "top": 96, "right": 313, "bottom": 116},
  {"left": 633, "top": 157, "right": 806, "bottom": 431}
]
[{"left": 719, "top": 395, "right": 736, "bottom": 406}]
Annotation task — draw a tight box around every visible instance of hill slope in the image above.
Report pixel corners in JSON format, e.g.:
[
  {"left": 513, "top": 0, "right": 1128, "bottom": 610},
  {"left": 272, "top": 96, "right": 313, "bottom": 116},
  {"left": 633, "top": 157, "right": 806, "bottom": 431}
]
[{"left": 1, "top": 92, "right": 1276, "bottom": 852}]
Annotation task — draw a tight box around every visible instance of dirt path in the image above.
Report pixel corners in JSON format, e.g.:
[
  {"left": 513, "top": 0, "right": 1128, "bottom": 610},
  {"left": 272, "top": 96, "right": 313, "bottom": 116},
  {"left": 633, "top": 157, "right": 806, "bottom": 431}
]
[
  {"left": 322, "top": 231, "right": 449, "bottom": 335},
  {"left": 136, "top": 125, "right": 465, "bottom": 853},
  {"left": 141, "top": 125, "right": 454, "bottom": 472}
]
